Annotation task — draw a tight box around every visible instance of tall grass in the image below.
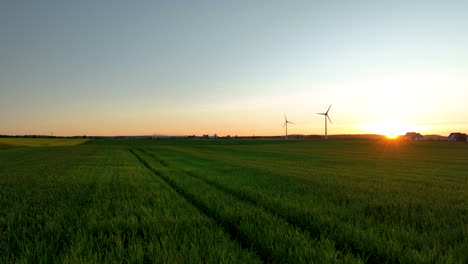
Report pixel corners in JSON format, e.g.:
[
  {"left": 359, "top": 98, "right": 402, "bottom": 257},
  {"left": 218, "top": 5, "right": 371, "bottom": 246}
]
[
  {"left": 1, "top": 139, "right": 466, "bottom": 263},
  {"left": 139, "top": 139, "right": 468, "bottom": 263},
  {"left": 0, "top": 145, "right": 260, "bottom": 263}
]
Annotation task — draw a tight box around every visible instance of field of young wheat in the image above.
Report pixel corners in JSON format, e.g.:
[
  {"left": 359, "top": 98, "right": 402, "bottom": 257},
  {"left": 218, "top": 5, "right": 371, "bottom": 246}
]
[{"left": 1, "top": 138, "right": 466, "bottom": 263}]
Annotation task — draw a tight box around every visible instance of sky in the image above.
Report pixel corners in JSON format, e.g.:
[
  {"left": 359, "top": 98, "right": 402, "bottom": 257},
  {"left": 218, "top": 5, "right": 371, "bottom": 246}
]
[{"left": 1, "top": 0, "right": 467, "bottom": 137}]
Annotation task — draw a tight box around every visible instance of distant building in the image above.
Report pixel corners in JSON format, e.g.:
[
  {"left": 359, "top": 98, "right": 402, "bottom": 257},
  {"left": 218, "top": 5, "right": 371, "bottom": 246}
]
[
  {"left": 448, "top": 133, "right": 467, "bottom": 142},
  {"left": 403, "top": 132, "right": 423, "bottom": 141}
]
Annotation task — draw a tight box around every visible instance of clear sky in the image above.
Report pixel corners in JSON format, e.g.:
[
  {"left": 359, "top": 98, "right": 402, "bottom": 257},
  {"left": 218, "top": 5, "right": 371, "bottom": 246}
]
[{"left": 1, "top": 0, "right": 467, "bottom": 136}]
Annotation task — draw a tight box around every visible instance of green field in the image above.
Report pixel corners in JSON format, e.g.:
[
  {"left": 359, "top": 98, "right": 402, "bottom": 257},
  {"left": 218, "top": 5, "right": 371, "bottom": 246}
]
[
  {"left": 0, "top": 138, "right": 89, "bottom": 147},
  {"left": 0, "top": 139, "right": 467, "bottom": 263}
]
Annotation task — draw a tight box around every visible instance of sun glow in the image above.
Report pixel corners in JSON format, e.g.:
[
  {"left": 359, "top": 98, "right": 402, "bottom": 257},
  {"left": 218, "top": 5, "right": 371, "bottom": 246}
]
[{"left": 360, "top": 121, "right": 419, "bottom": 139}]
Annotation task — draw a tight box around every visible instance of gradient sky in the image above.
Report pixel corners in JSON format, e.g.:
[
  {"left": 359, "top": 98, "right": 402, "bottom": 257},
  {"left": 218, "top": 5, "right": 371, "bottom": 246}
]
[{"left": 1, "top": 0, "right": 467, "bottom": 136}]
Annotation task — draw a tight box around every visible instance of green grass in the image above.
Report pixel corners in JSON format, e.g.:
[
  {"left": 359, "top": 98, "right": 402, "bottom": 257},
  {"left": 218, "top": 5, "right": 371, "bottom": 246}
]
[
  {"left": 1, "top": 138, "right": 467, "bottom": 263},
  {"left": 0, "top": 144, "right": 260, "bottom": 263},
  {"left": 0, "top": 137, "right": 89, "bottom": 147}
]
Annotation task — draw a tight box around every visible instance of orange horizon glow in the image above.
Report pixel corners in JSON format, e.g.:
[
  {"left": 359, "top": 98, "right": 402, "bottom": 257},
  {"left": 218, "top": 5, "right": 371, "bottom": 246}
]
[
  {"left": 359, "top": 121, "right": 419, "bottom": 139},
  {"left": 0, "top": 121, "right": 459, "bottom": 138}
]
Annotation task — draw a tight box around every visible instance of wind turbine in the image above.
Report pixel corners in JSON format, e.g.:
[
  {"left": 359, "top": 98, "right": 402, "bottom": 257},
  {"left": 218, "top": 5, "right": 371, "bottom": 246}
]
[
  {"left": 317, "top": 104, "right": 332, "bottom": 139},
  {"left": 283, "top": 114, "right": 294, "bottom": 139}
]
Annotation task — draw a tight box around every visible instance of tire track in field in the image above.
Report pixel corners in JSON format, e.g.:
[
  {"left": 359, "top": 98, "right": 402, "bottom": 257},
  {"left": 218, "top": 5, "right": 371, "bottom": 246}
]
[
  {"left": 139, "top": 148, "right": 373, "bottom": 263},
  {"left": 128, "top": 149, "right": 270, "bottom": 263},
  {"left": 135, "top": 148, "right": 367, "bottom": 263},
  {"left": 136, "top": 148, "right": 169, "bottom": 167},
  {"left": 136, "top": 149, "right": 272, "bottom": 218}
]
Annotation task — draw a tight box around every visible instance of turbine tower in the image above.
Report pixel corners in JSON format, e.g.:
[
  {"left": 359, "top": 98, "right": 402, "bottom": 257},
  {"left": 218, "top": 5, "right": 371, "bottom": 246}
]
[
  {"left": 283, "top": 114, "right": 294, "bottom": 139},
  {"left": 317, "top": 104, "right": 332, "bottom": 139}
]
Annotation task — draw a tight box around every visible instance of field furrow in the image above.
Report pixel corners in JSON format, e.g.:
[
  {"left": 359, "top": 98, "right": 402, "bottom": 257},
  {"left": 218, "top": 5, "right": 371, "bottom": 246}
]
[
  {"left": 0, "top": 145, "right": 262, "bottom": 263},
  {"left": 141, "top": 143, "right": 467, "bottom": 263},
  {"left": 132, "top": 148, "right": 362, "bottom": 264}
]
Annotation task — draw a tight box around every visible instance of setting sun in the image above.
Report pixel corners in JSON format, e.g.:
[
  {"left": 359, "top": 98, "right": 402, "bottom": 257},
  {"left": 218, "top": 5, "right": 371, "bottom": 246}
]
[{"left": 360, "top": 121, "right": 419, "bottom": 138}]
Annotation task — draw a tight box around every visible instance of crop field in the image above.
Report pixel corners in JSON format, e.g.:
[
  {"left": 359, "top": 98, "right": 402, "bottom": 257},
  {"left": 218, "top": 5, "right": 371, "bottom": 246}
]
[
  {"left": 0, "top": 138, "right": 467, "bottom": 263},
  {"left": 0, "top": 138, "right": 89, "bottom": 147}
]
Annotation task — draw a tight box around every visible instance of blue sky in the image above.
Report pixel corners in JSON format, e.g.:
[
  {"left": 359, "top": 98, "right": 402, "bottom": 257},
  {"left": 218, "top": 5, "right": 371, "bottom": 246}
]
[{"left": 1, "top": 0, "right": 467, "bottom": 136}]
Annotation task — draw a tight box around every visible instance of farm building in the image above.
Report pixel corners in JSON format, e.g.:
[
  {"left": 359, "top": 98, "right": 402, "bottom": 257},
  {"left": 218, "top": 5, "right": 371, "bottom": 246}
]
[
  {"left": 403, "top": 132, "right": 423, "bottom": 141},
  {"left": 448, "top": 133, "right": 467, "bottom": 142}
]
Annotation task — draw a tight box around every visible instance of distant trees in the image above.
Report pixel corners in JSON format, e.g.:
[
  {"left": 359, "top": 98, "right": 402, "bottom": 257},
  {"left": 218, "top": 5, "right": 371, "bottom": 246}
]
[{"left": 448, "top": 133, "right": 467, "bottom": 142}]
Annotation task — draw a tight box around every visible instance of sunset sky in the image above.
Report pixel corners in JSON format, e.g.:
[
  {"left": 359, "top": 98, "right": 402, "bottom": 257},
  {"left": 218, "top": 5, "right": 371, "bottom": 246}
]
[{"left": 1, "top": 0, "right": 467, "bottom": 137}]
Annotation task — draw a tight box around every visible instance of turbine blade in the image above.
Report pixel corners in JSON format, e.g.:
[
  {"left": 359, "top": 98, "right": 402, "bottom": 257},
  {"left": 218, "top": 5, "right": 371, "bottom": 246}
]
[
  {"left": 327, "top": 115, "right": 333, "bottom": 124},
  {"left": 284, "top": 114, "right": 287, "bottom": 122},
  {"left": 325, "top": 104, "right": 332, "bottom": 115},
  {"left": 289, "top": 121, "right": 295, "bottom": 125},
  {"left": 283, "top": 122, "right": 286, "bottom": 128},
  {"left": 317, "top": 113, "right": 325, "bottom": 115}
]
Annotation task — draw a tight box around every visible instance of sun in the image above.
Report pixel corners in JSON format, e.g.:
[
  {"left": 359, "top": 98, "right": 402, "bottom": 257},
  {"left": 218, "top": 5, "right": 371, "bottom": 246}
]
[
  {"left": 361, "top": 121, "right": 415, "bottom": 139},
  {"left": 385, "top": 133, "right": 399, "bottom": 139}
]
